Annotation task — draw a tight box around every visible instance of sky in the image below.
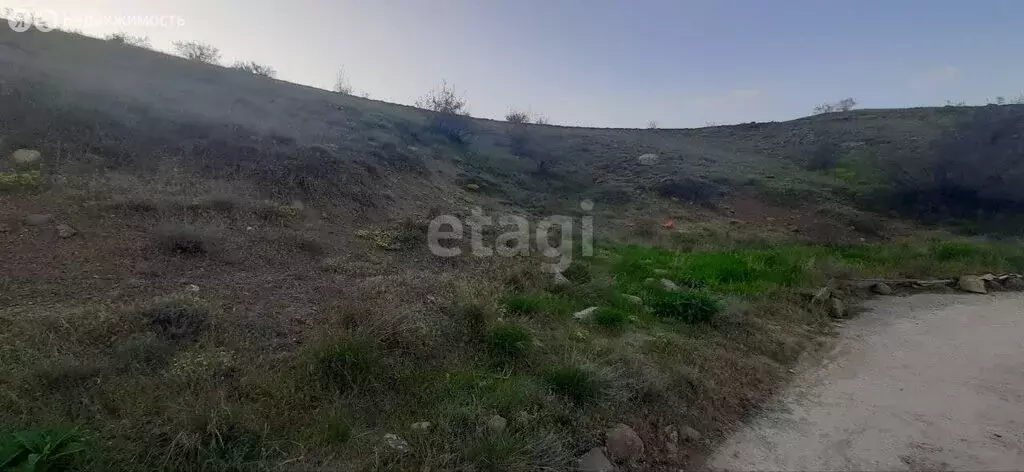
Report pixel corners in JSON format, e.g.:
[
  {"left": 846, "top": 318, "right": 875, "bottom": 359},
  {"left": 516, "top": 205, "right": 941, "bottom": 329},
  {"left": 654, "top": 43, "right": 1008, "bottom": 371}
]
[{"left": 5, "top": 0, "right": 1024, "bottom": 127}]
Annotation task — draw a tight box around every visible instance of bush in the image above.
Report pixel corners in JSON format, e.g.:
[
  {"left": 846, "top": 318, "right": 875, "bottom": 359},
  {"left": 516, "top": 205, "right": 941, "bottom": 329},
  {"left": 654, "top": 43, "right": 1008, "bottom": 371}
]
[
  {"left": 647, "top": 290, "right": 722, "bottom": 324},
  {"left": 308, "top": 339, "right": 376, "bottom": 394},
  {"left": 231, "top": 61, "right": 277, "bottom": 78},
  {"left": 813, "top": 97, "right": 857, "bottom": 114},
  {"left": 543, "top": 365, "right": 600, "bottom": 403},
  {"left": 485, "top": 323, "right": 532, "bottom": 363},
  {"left": 137, "top": 296, "right": 210, "bottom": 341},
  {"left": 505, "top": 110, "right": 531, "bottom": 124},
  {"left": 502, "top": 294, "right": 544, "bottom": 316},
  {"left": 333, "top": 67, "right": 353, "bottom": 95},
  {"left": 594, "top": 308, "right": 629, "bottom": 329},
  {"left": 172, "top": 40, "right": 221, "bottom": 64},
  {"left": 104, "top": 32, "right": 151, "bottom": 48},
  {"left": 0, "top": 428, "right": 86, "bottom": 470},
  {"left": 416, "top": 80, "right": 472, "bottom": 144}
]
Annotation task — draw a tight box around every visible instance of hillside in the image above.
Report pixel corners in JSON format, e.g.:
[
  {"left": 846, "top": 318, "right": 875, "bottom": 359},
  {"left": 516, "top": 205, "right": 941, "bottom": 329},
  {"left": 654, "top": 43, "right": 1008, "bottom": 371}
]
[{"left": 2, "top": 27, "right": 1023, "bottom": 471}]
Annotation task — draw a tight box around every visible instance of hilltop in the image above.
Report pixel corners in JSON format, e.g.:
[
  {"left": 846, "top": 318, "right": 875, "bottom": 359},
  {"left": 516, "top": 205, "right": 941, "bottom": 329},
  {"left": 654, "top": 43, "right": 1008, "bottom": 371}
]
[{"left": 2, "top": 27, "right": 1023, "bottom": 471}]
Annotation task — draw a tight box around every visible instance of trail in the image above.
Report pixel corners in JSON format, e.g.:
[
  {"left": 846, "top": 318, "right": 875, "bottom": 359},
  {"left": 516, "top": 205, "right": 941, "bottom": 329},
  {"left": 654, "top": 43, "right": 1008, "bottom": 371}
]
[{"left": 710, "top": 292, "right": 1024, "bottom": 471}]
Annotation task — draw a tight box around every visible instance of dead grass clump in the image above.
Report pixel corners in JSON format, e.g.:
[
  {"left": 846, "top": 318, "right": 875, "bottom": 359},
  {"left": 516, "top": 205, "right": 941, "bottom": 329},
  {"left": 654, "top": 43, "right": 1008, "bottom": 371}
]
[
  {"left": 137, "top": 296, "right": 211, "bottom": 341},
  {"left": 153, "top": 224, "right": 219, "bottom": 256}
]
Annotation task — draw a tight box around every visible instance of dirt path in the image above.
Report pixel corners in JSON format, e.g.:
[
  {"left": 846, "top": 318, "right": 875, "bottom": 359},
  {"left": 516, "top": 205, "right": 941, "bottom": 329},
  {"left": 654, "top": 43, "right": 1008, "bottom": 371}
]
[{"left": 710, "top": 292, "right": 1024, "bottom": 471}]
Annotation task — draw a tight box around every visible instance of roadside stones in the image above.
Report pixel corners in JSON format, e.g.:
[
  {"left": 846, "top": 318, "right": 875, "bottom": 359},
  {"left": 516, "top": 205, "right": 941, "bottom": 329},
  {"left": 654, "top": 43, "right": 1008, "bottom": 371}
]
[
  {"left": 486, "top": 415, "right": 507, "bottom": 435},
  {"left": 573, "top": 306, "right": 599, "bottom": 321},
  {"left": 829, "top": 297, "right": 846, "bottom": 319},
  {"left": 1002, "top": 276, "right": 1024, "bottom": 291},
  {"left": 957, "top": 275, "right": 987, "bottom": 294},
  {"left": 637, "top": 153, "right": 659, "bottom": 165},
  {"left": 605, "top": 423, "right": 644, "bottom": 463},
  {"left": 578, "top": 447, "right": 616, "bottom": 472},
  {"left": 870, "top": 282, "right": 893, "bottom": 295}
]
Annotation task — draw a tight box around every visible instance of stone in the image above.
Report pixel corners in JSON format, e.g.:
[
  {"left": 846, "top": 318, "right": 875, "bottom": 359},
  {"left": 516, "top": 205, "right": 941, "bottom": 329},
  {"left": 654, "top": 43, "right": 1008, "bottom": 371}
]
[
  {"left": 662, "top": 425, "right": 679, "bottom": 454},
  {"left": 382, "top": 433, "right": 411, "bottom": 455},
  {"left": 553, "top": 272, "right": 572, "bottom": 287},
  {"left": 185, "top": 284, "right": 201, "bottom": 293},
  {"left": 410, "top": 421, "right": 432, "bottom": 432},
  {"left": 605, "top": 423, "right": 644, "bottom": 462},
  {"left": 573, "top": 306, "right": 599, "bottom": 321},
  {"left": 812, "top": 286, "right": 832, "bottom": 304},
  {"left": 828, "top": 297, "right": 846, "bottom": 319},
  {"left": 680, "top": 425, "right": 701, "bottom": 443},
  {"left": 979, "top": 273, "right": 997, "bottom": 281},
  {"left": 23, "top": 214, "right": 52, "bottom": 226},
  {"left": 957, "top": 275, "right": 987, "bottom": 294},
  {"left": 578, "top": 447, "right": 616, "bottom": 472},
  {"left": 660, "top": 279, "right": 681, "bottom": 292},
  {"left": 486, "top": 415, "right": 507, "bottom": 435},
  {"left": 623, "top": 294, "right": 643, "bottom": 305},
  {"left": 1003, "top": 277, "right": 1024, "bottom": 291},
  {"left": 637, "top": 153, "right": 659, "bottom": 165},
  {"left": 465, "top": 183, "right": 480, "bottom": 191},
  {"left": 55, "top": 223, "right": 77, "bottom": 238},
  {"left": 10, "top": 149, "right": 42, "bottom": 168},
  {"left": 870, "top": 282, "right": 893, "bottom": 295}
]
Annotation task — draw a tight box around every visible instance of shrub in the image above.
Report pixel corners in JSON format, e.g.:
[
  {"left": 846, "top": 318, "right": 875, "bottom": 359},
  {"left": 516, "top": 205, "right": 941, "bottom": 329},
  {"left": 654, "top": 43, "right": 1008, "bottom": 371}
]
[
  {"left": 333, "top": 67, "right": 353, "bottom": 95},
  {"left": 137, "top": 296, "right": 211, "bottom": 341},
  {"left": 104, "top": 32, "right": 151, "bottom": 48},
  {"left": 231, "top": 61, "right": 277, "bottom": 78},
  {"left": 647, "top": 120, "right": 659, "bottom": 129},
  {"left": 502, "top": 293, "right": 544, "bottom": 316},
  {"left": 172, "top": 40, "right": 221, "bottom": 64},
  {"left": 647, "top": 290, "right": 722, "bottom": 324},
  {"left": 505, "top": 110, "right": 531, "bottom": 124},
  {"left": 0, "top": 428, "right": 86, "bottom": 470},
  {"left": 543, "top": 365, "right": 600, "bottom": 403},
  {"left": 813, "top": 97, "right": 857, "bottom": 114},
  {"left": 594, "top": 307, "right": 629, "bottom": 329},
  {"left": 308, "top": 339, "right": 376, "bottom": 394},
  {"left": 416, "top": 80, "right": 472, "bottom": 144},
  {"left": 153, "top": 224, "right": 216, "bottom": 256},
  {"left": 485, "top": 323, "right": 532, "bottom": 363}
]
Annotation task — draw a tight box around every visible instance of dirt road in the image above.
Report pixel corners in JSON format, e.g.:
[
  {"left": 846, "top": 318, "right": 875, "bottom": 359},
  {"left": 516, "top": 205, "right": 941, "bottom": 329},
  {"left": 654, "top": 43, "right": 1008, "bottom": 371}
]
[{"left": 710, "top": 292, "right": 1024, "bottom": 471}]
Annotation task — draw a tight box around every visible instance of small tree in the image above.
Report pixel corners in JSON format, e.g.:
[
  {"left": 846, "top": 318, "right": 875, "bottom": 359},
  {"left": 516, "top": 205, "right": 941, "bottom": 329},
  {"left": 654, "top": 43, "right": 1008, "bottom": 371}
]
[
  {"left": 105, "top": 32, "right": 151, "bottom": 48},
  {"left": 647, "top": 120, "right": 659, "bottom": 129},
  {"left": 813, "top": 97, "right": 858, "bottom": 114},
  {"left": 505, "top": 110, "right": 531, "bottom": 124},
  {"left": 232, "top": 61, "right": 277, "bottom": 78},
  {"left": 333, "top": 67, "right": 353, "bottom": 95},
  {"left": 172, "top": 40, "right": 221, "bottom": 64},
  {"left": 416, "top": 81, "right": 472, "bottom": 143}
]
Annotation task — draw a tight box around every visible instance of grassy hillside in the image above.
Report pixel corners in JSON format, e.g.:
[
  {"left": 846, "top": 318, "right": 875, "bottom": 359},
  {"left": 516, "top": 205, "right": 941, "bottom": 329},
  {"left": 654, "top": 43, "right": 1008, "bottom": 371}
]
[{"left": 2, "top": 27, "right": 1023, "bottom": 471}]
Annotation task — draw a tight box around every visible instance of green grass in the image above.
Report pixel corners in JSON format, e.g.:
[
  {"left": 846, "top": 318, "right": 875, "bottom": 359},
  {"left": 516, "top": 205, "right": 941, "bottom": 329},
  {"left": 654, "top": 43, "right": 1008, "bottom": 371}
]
[
  {"left": 647, "top": 290, "right": 722, "bottom": 324},
  {"left": 485, "top": 323, "right": 533, "bottom": 363},
  {"left": 500, "top": 292, "right": 576, "bottom": 317},
  {"left": 593, "top": 307, "right": 630, "bottom": 329},
  {"left": 543, "top": 365, "right": 601, "bottom": 404},
  {"left": 307, "top": 338, "right": 377, "bottom": 394},
  {"left": 136, "top": 296, "right": 210, "bottom": 342}
]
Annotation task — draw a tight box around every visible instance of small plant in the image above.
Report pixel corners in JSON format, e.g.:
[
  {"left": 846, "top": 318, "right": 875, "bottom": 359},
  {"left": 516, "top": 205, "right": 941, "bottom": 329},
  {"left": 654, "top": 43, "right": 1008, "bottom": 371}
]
[
  {"left": 0, "top": 427, "right": 86, "bottom": 471},
  {"left": 333, "top": 67, "right": 354, "bottom": 95},
  {"left": 104, "top": 32, "right": 151, "bottom": 48},
  {"left": 308, "top": 339, "right": 376, "bottom": 393},
  {"left": 231, "top": 61, "right": 277, "bottom": 78},
  {"left": 594, "top": 307, "right": 629, "bottom": 329},
  {"left": 501, "top": 293, "right": 544, "bottom": 315},
  {"left": 416, "top": 80, "right": 472, "bottom": 143},
  {"left": 172, "top": 40, "right": 221, "bottom": 64},
  {"left": 543, "top": 365, "right": 600, "bottom": 403},
  {"left": 647, "top": 120, "right": 659, "bottom": 129},
  {"left": 647, "top": 290, "right": 722, "bottom": 324},
  {"left": 813, "top": 97, "right": 857, "bottom": 114},
  {"left": 505, "top": 110, "right": 531, "bottom": 124},
  {"left": 485, "top": 323, "right": 532, "bottom": 362},
  {"left": 137, "top": 296, "right": 210, "bottom": 341}
]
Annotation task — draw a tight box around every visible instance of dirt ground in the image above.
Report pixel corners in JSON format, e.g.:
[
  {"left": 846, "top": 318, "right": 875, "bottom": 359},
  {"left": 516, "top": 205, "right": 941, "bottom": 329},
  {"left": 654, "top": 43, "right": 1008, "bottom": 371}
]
[{"left": 710, "top": 292, "right": 1024, "bottom": 471}]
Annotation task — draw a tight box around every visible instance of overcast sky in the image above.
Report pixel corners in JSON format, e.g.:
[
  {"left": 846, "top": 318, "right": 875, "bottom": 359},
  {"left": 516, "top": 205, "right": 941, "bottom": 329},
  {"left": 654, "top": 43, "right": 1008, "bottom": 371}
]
[{"left": 6, "top": 0, "right": 1024, "bottom": 127}]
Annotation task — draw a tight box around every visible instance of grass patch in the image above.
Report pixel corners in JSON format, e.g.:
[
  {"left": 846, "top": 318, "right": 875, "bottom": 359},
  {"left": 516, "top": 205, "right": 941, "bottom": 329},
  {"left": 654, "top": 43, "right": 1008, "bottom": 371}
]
[
  {"left": 543, "top": 365, "right": 601, "bottom": 404},
  {"left": 647, "top": 290, "right": 722, "bottom": 324},
  {"left": 136, "top": 296, "right": 210, "bottom": 342},
  {"left": 485, "top": 323, "right": 532, "bottom": 364},
  {"left": 307, "top": 338, "right": 378, "bottom": 394},
  {"left": 501, "top": 292, "right": 576, "bottom": 317},
  {"left": 593, "top": 307, "right": 630, "bottom": 329},
  {"left": 153, "top": 224, "right": 218, "bottom": 256}
]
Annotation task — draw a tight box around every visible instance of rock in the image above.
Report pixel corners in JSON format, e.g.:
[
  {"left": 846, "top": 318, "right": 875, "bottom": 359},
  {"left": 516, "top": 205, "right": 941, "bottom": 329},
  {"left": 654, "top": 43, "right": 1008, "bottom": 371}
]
[
  {"left": 605, "top": 423, "right": 644, "bottom": 462},
  {"left": 979, "top": 273, "right": 997, "bottom": 281},
  {"left": 637, "top": 153, "right": 659, "bottom": 165},
  {"left": 410, "top": 421, "right": 432, "bottom": 432},
  {"left": 680, "top": 425, "right": 701, "bottom": 443},
  {"left": 870, "top": 282, "right": 893, "bottom": 295},
  {"left": 185, "top": 284, "right": 201, "bottom": 293},
  {"left": 660, "top": 279, "right": 681, "bottom": 292},
  {"left": 573, "top": 306, "right": 599, "bottom": 321},
  {"left": 382, "top": 433, "right": 411, "bottom": 455},
  {"left": 623, "top": 294, "right": 643, "bottom": 305},
  {"left": 55, "top": 223, "right": 77, "bottom": 238},
  {"left": 10, "top": 149, "right": 42, "bottom": 168},
  {"left": 578, "top": 447, "right": 616, "bottom": 472},
  {"left": 1003, "top": 277, "right": 1024, "bottom": 291},
  {"left": 23, "top": 214, "right": 52, "bottom": 226},
  {"left": 828, "top": 297, "right": 846, "bottom": 319},
  {"left": 465, "top": 183, "right": 480, "bottom": 191},
  {"left": 957, "top": 276, "right": 987, "bottom": 294},
  {"left": 553, "top": 272, "right": 572, "bottom": 287},
  {"left": 486, "top": 415, "right": 507, "bottom": 435},
  {"left": 662, "top": 425, "right": 679, "bottom": 454},
  {"left": 812, "top": 286, "right": 832, "bottom": 304}
]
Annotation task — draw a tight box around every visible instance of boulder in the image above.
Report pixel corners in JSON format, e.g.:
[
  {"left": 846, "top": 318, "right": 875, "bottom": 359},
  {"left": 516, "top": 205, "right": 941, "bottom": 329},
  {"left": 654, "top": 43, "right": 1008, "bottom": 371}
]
[
  {"left": 573, "top": 306, "right": 599, "bottom": 321},
  {"left": 553, "top": 272, "right": 572, "bottom": 287},
  {"left": 605, "top": 423, "right": 644, "bottom": 463},
  {"left": 55, "top": 223, "right": 77, "bottom": 238},
  {"left": 10, "top": 149, "right": 42, "bottom": 168},
  {"left": 637, "top": 153, "right": 659, "bottom": 165},
  {"left": 660, "top": 279, "right": 681, "bottom": 292},
  {"left": 410, "top": 421, "right": 432, "bottom": 432},
  {"left": 957, "top": 276, "right": 987, "bottom": 294},
  {"left": 812, "top": 286, "right": 832, "bottom": 304},
  {"left": 680, "top": 425, "right": 701, "bottom": 443},
  {"left": 578, "top": 447, "right": 616, "bottom": 472},
  {"left": 1002, "top": 277, "right": 1024, "bottom": 291},
  {"left": 23, "top": 214, "right": 52, "bottom": 226},
  {"left": 828, "top": 298, "right": 846, "bottom": 319},
  {"left": 486, "top": 415, "right": 507, "bottom": 435},
  {"left": 623, "top": 294, "right": 643, "bottom": 305},
  {"left": 382, "top": 433, "right": 411, "bottom": 455},
  {"left": 870, "top": 282, "right": 893, "bottom": 295}
]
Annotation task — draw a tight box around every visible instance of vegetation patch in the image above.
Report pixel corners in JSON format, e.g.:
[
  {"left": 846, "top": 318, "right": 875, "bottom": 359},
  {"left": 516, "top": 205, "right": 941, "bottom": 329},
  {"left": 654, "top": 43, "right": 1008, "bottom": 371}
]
[
  {"left": 647, "top": 290, "right": 722, "bottom": 324},
  {"left": 543, "top": 365, "right": 601, "bottom": 404},
  {"left": 136, "top": 296, "right": 211, "bottom": 342},
  {"left": 485, "top": 323, "right": 533, "bottom": 364}
]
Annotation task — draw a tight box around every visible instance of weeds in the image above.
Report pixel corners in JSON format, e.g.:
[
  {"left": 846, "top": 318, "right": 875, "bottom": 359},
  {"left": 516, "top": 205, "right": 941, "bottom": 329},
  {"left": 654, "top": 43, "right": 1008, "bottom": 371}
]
[
  {"left": 647, "top": 290, "right": 722, "bottom": 324},
  {"left": 485, "top": 323, "right": 532, "bottom": 364},
  {"left": 137, "top": 296, "right": 210, "bottom": 341},
  {"left": 0, "top": 427, "right": 86, "bottom": 471},
  {"left": 308, "top": 338, "right": 377, "bottom": 394},
  {"left": 594, "top": 307, "right": 630, "bottom": 329},
  {"left": 153, "top": 224, "right": 217, "bottom": 256},
  {"left": 543, "top": 365, "right": 601, "bottom": 404}
]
